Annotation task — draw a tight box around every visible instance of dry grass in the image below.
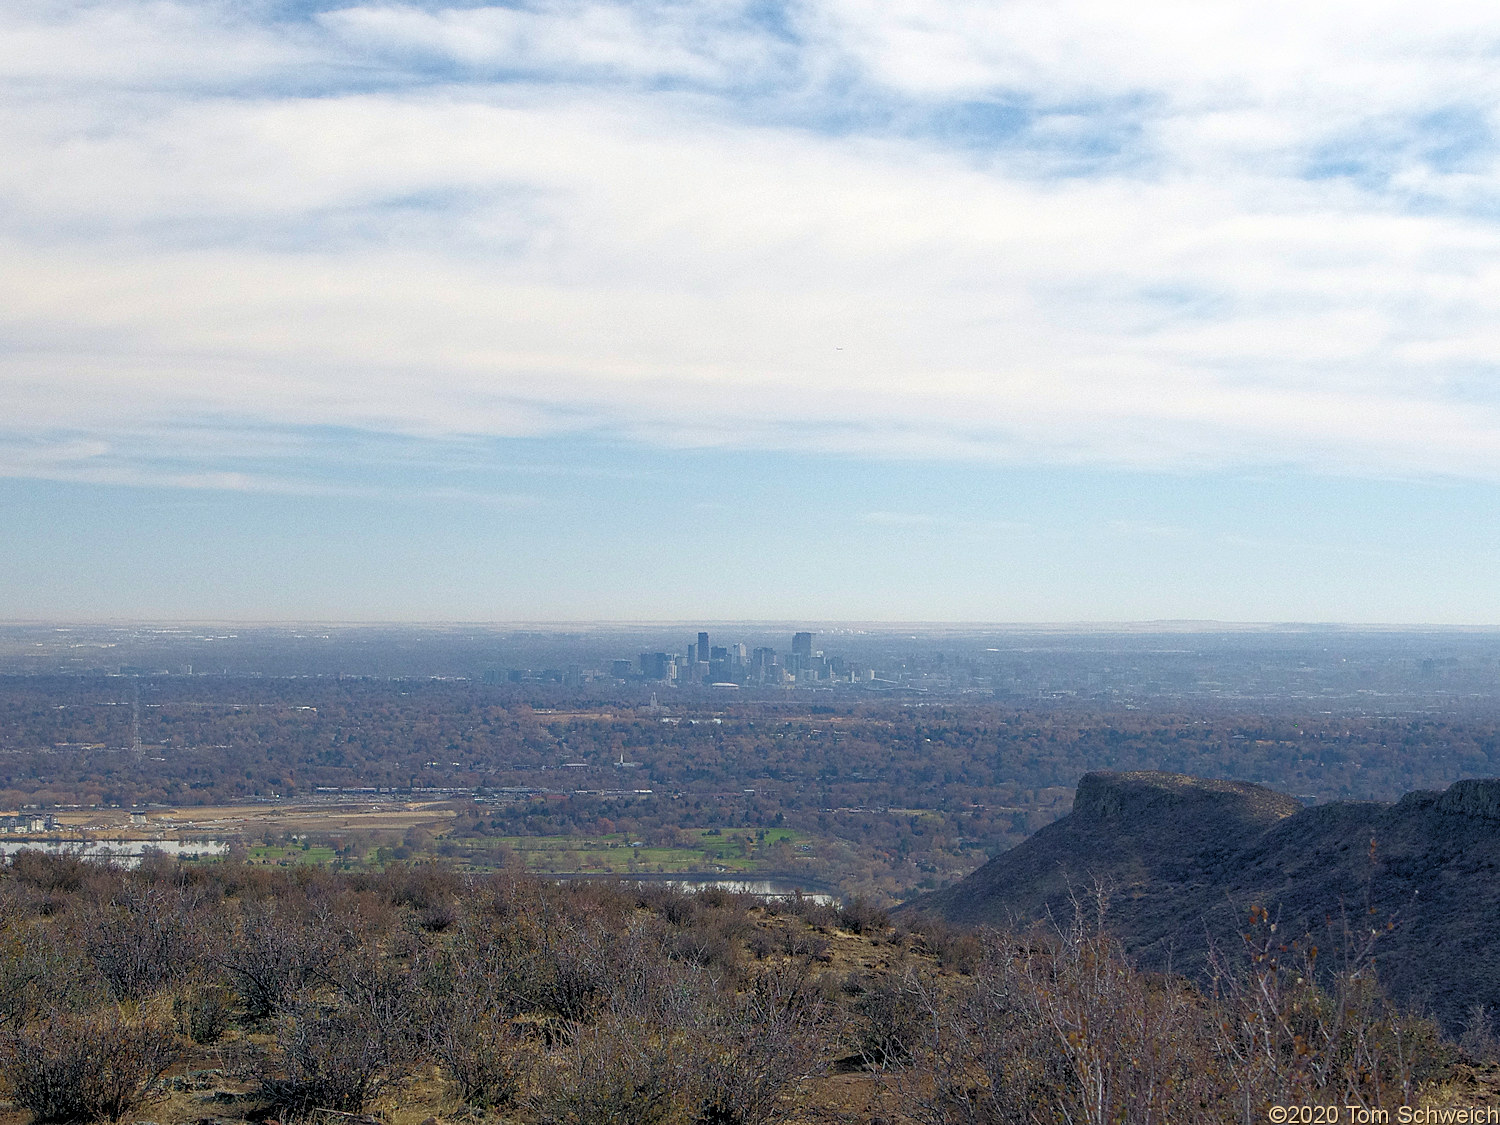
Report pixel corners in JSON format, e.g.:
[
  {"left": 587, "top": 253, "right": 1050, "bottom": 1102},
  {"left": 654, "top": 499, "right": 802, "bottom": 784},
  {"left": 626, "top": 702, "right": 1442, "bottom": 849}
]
[{"left": 0, "top": 857, "right": 1493, "bottom": 1125}]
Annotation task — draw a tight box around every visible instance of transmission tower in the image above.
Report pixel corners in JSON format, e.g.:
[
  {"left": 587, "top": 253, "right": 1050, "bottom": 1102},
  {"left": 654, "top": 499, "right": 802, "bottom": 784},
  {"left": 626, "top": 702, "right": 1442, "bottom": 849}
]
[{"left": 131, "top": 681, "right": 143, "bottom": 755}]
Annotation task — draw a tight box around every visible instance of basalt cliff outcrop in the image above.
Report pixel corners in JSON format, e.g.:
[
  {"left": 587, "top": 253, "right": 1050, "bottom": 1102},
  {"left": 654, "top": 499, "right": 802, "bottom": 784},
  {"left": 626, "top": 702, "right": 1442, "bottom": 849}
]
[{"left": 903, "top": 771, "right": 1500, "bottom": 1032}]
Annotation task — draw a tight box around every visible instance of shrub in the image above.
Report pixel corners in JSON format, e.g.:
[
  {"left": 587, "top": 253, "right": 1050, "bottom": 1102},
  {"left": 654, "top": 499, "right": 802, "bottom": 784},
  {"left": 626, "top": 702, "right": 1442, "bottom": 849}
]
[
  {"left": 837, "top": 895, "right": 889, "bottom": 935},
  {"left": 72, "top": 882, "right": 210, "bottom": 1002},
  {"left": 1205, "top": 904, "right": 1453, "bottom": 1113},
  {"left": 8, "top": 852, "right": 91, "bottom": 896},
  {"left": 690, "top": 963, "right": 828, "bottom": 1125},
  {"left": 0, "top": 926, "right": 102, "bottom": 1030},
  {"left": 172, "top": 981, "right": 235, "bottom": 1045},
  {"left": 0, "top": 1012, "right": 178, "bottom": 1124},
  {"left": 852, "top": 973, "right": 926, "bottom": 1067},
  {"left": 427, "top": 1000, "right": 529, "bottom": 1110},
  {"left": 222, "top": 897, "right": 348, "bottom": 1019},
  {"left": 261, "top": 996, "right": 415, "bottom": 1115},
  {"left": 525, "top": 1014, "right": 684, "bottom": 1125},
  {"left": 422, "top": 945, "right": 532, "bottom": 1109},
  {"left": 379, "top": 862, "right": 464, "bottom": 928},
  {"left": 1460, "top": 1004, "right": 1500, "bottom": 1063},
  {"left": 894, "top": 923, "right": 1227, "bottom": 1125}
]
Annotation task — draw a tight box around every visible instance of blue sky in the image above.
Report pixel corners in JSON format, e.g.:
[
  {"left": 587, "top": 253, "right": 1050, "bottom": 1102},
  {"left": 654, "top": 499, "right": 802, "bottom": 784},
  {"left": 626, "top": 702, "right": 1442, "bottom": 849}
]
[{"left": 4, "top": 0, "right": 1500, "bottom": 622}]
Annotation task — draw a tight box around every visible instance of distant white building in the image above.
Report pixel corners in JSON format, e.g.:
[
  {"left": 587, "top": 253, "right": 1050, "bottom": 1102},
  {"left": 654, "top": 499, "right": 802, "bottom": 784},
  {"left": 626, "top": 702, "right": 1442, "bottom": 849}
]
[{"left": 0, "top": 813, "right": 55, "bottom": 834}]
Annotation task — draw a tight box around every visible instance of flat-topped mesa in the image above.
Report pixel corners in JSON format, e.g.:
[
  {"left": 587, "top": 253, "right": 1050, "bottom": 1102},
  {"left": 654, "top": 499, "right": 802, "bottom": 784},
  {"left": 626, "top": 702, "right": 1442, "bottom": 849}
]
[
  {"left": 904, "top": 771, "right": 1500, "bottom": 1035},
  {"left": 1070, "top": 770, "right": 1304, "bottom": 824},
  {"left": 1435, "top": 778, "right": 1500, "bottom": 820},
  {"left": 1399, "top": 778, "right": 1500, "bottom": 819}
]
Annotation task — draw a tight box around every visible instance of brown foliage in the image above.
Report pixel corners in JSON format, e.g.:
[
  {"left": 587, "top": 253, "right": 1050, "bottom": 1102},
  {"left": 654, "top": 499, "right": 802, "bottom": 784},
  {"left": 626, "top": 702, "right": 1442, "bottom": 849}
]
[
  {"left": 0, "top": 1011, "right": 178, "bottom": 1124},
  {"left": 892, "top": 906, "right": 1452, "bottom": 1125}
]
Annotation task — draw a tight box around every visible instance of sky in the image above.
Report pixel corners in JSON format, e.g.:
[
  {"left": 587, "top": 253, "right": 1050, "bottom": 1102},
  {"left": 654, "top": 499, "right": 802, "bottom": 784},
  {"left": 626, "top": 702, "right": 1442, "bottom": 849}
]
[{"left": 4, "top": 0, "right": 1500, "bottom": 622}]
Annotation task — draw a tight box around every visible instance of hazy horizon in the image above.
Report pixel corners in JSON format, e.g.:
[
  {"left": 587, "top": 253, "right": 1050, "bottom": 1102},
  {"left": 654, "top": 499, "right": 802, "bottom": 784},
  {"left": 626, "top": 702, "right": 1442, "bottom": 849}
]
[{"left": 7, "top": 618, "right": 1500, "bottom": 631}]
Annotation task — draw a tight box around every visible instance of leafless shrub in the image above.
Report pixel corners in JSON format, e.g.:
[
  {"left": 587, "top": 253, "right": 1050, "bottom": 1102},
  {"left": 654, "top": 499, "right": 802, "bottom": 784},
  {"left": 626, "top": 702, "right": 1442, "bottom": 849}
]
[
  {"left": 659, "top": 914, "right": 745, "bottom": 977},
  {"left": 71, "top": 881, "right": 212, "bottom": 1002},
  {"left": 8, "top": 851, "right": 93, "bottom": 896},
  {"left": 260, "top": 992, "right": 417, "bottom": 1116},
  {"left": 838, "top": 895, "right": 889, "bottom": 935},
  {"left": 1205, "top": 904, "right": 1451, "bottom": 1117},
  {"left": 526, "top": 1011, "right": 687, "bottom": 1125},
  {"left": 766, "top": 894, "right": 837, "bottom": 931},
  {"left": 691, "top": 961, "right": 828, "bottom": 1125},
  {"left": 521, "top": 903, "right": 625, "bottom": 1021},
  {"left": 0, "top": 924, "right": 103, "bottom": 1029},
  {"left": 221, "top": 897, "right": 349, "bottom": 1019},
  {"left": 894, "top": 899, "right": 1451, "bottom": 1125},
  {"left": 172, "top": 981, "right": 235, "bottom": 1045},
  {"left": 897, "top": 914, "right": 984, "bottom": 974},
  {"left": 0, "top": 1011, "right": 178, "bottom": 1124},
  {"left": 895, "top": 919, "right": 1230, "bottom": 1125},
  {"left": 424, "top": 975, "right": 531, "bottom": 1110},
  {"left": 416, "top": 899, "right": 459, "bottom": 932},
  {"left": 1460, "top": 1004, "right": 1500, "bottom": 1063},
  {"left": 635, "top": 883, "right": 703, "bottom": 927},
  {"left": 781, "top": 925, "right": 830, "bottom": 962},
  {"left": 853, "top": 972, "right": 927, "bottom": 1068},
  {"left": 380, "top": 862, "right": 464, "bottom": 930}
]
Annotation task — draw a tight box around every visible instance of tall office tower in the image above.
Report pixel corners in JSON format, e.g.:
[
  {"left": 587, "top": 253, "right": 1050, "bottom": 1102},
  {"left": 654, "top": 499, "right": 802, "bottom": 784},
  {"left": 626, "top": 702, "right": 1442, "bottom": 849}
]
[
  {"left": 751, "top": 647, "right": 778, "bottom": 683},
  {"left": 698, "top": 631, "right": 710, "bottom": 662},
  {"left": 792, "top": 631, "right": 814, "bottom": 657},
  {"left": 708, "top": 646, "right": 731, "bottom": 683},
  {"left": 639, "top": 652, "right": 672, "bottom": 680},
  {"left": 686, "top": 643, "right": 698, "bottom": 666}
]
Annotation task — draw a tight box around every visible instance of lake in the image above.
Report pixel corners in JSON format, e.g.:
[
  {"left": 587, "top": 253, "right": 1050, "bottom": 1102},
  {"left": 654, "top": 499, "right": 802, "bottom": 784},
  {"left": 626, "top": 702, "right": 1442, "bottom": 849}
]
[{"left": 0, "top": 838, "right": 229, "bottom": 866}]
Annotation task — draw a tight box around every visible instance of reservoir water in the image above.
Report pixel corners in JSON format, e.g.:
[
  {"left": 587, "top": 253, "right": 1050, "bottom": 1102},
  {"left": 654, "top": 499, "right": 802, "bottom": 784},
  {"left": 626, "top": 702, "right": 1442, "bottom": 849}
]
[{"left": 0, "top": 838, "right": 229, "bottom": 865}]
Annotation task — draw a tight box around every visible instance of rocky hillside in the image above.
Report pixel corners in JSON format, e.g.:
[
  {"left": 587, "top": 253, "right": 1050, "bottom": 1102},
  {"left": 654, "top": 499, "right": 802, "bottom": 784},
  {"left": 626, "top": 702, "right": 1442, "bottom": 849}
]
[{"left": 904, "top": 771, "right": 1500, "bottom": 1032}]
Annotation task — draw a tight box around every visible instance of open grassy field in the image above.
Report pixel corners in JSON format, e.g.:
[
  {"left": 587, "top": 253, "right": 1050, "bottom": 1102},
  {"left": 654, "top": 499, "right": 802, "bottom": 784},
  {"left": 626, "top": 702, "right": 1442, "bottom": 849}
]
[
  {"left": 10, "top": 800, "right": 828, "bottom": 880},
  {"left": 473, "top": 826, "right": 807, "bottom": 875}
]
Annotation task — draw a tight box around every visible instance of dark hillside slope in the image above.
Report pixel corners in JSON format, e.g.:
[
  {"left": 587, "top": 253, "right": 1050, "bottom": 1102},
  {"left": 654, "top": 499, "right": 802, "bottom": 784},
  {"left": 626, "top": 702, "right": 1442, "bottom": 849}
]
[
  {"left": 904, "top": 771, "right": 1500, "bottom": 1032},
  {"left": 908, "top": 771, "right": 1301, "bottom": 934}
]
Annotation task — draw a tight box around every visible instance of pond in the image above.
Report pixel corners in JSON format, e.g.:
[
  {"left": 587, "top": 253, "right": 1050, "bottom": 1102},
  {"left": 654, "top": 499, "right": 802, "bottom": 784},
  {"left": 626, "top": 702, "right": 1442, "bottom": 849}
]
[
  {"left": 0, "top": 838, "right": 229, "bottom": 866},
  {"left": 556, "top": 872, "right": 836, "bottom": 904}
]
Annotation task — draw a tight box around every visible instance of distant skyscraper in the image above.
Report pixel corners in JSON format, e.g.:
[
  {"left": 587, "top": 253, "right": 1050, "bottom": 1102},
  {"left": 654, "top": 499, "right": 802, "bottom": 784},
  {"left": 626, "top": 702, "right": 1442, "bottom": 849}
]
[
  {"left": 698, "top": 631, "right": 710, "bottom": 656},
  {"left": 639, "top": 652, "right": 672, "bottom": 681},
  {"left": 792, "top": 631, "right": 814, "bottom": 657}
]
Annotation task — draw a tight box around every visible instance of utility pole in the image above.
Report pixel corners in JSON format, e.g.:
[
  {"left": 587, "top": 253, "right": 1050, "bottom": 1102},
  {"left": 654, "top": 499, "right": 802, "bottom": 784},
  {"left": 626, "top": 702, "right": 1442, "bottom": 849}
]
[{"left": 132, "top": 680, "right": 143, "bottom": 755}]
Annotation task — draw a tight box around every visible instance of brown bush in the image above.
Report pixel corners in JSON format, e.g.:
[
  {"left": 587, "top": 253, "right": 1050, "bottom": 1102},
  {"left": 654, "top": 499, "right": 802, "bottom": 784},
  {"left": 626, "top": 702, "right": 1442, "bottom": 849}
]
[
  {"left": 892, "top": 919, "right": 1232, "bottom": 1125},
  {"left": 1205, "top": 904, "right": 1452, "bottom": 1113},
  {"left": 378, "top": 862, "right": 464, "bottom": 924},
  {"left": 837, "top": 895, "right": 889, "bottom": 935},
  {"left": 690, "top": 962, "right": 828, "bottom": 1125},
  {"left": 172, "top": 981, "right": 235, "bottom": 1045},
  {"left": 1460, "top": 1004, "right": 1500, "bottom": 1063},
  {"left": 852, "top": 972, "right": 927, "bottom": 1067},
  {"left": 892, "top": 902, "right": 1456, "bottom": 1125},
  {"left": 8, "top": 852, "right": 92, "bottom": 896},
  {"left": 260, "top": 994, "right": 417, "bottom": 1115},
  {"left": 71, "top": 882, "right": 212, "bottom": 1002},
  {"left": 0, "top": 925, "right": 102, "bottom": 1030},
  {"left": 221, "top": 896, "right": 350, "bottom": 1019},
  {"left": 423, "top": 977, "right": 530, "bottom": 1110},
  {"left": 525, "top": 1012, "right": 687, "bottom": 1125},
  {"left": 0, "top": 1011, "right": 178, "bottom": 1124}
]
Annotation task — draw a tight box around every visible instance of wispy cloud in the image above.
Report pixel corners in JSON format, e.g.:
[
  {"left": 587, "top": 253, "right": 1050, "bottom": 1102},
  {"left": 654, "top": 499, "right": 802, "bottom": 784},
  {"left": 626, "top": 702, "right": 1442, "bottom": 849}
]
[{"left": 5, "top": 0, "right": 1500, "bottom": 487}]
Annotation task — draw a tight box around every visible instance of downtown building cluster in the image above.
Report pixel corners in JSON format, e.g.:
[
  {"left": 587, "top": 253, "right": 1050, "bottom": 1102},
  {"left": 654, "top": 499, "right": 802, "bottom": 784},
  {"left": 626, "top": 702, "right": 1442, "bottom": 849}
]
[{"left": 622, "top": 631, "right": 873, "bottom": 687}]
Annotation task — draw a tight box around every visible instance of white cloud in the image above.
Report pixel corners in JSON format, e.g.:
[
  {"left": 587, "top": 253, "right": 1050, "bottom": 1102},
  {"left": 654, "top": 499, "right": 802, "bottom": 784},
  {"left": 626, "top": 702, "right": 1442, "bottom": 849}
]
[
  {"left": 319, "top": 2, "right": 785, "bottom": 86},
  {"left": 3, "top": 1, "right": 1500, "bottom": 484}
]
